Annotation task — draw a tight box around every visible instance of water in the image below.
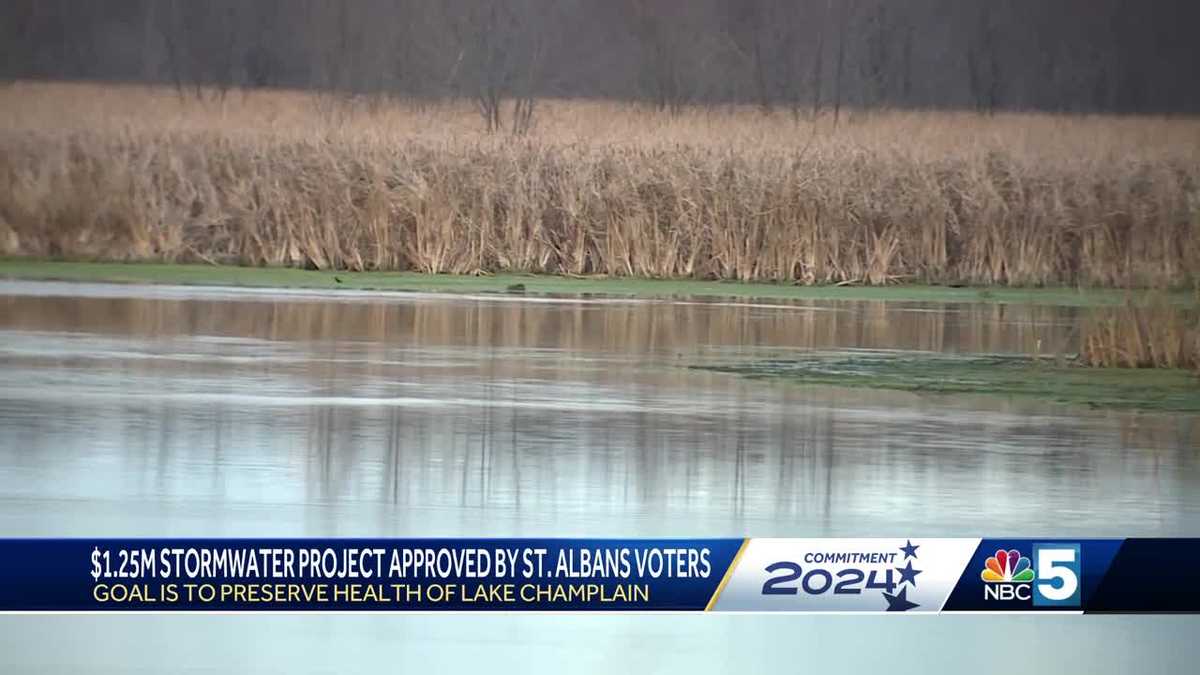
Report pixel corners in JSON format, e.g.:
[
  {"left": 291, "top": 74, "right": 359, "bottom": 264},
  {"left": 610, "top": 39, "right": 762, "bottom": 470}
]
[{"left": 0, "top": 281, "right": 1196, "bottom": 673}]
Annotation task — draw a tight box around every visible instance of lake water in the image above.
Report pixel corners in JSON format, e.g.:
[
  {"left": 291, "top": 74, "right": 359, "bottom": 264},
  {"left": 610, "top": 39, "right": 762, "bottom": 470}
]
[{"left": 0, "top": 280, "right": 1197, "bottom": 673}]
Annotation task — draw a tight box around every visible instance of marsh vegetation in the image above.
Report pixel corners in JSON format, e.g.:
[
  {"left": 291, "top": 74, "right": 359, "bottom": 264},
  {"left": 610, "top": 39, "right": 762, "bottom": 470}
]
[{"left": 2, "top": 83, "right": 1199, "bottom": 290}]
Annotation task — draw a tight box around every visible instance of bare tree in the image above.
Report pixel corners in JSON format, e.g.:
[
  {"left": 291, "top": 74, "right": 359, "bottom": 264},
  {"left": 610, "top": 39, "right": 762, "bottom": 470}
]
[
  {"left": 626, "top": 0, "right": 687, "bottom": 114},
  {"left": 810, "top": 0, "right": 829, "bottom": 119},
  {"left": 1, "top": 0, "right": 40, "bottom": 84},
  {"left": 899, "top": 16, "right": 914, "bottom": 105},
  {"left": 831, "top": 0, "right": 852, "bottom": 127},
  {"left": 211, "top": 2, "right": 244, "bottom": 99},
  {"left": 4, "top": 0, "right": 1200, "bottom": 117},
  {"left": 721, "top": 0, "right": 772, "bottom": 112},
  {"left": 445, "top": 0, "right": 548, "bottom": 133},
  {"left": 860, "top": 1, "right": 891, "bottom": 107},
  {"left": 966, "top": 3, "right": 1002, "bottom": 114}
]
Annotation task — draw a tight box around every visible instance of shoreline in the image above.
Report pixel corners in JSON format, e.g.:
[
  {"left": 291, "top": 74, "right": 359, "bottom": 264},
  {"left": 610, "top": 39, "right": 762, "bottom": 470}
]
[
  {"left": 2, "top": 259, "right": 1196, "bottom": 413},
  {"left": 0, "top": 259, "right": 1184, "bottom": 307}
]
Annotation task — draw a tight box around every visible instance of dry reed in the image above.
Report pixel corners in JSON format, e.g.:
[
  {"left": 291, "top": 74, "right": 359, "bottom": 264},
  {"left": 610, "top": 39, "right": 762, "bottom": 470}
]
[
  {"left": 1080, "top": 296, "right": 1200, "bottom": 371},
  {"left": 2, "top": 82, "right": 1199, "bottom": 288}
]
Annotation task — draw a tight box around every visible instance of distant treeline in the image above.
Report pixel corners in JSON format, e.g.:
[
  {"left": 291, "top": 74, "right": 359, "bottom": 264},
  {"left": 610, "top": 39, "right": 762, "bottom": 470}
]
[{"left": 2, "top": 0, "right": 1198, "bottom": 115}]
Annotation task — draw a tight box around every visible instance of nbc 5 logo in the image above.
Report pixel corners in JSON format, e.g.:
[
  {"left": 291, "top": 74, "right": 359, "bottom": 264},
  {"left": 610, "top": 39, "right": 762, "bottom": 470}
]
[
  {"left": 981, "top": 543, "right": 1081, "bottom": 606},
  {"left": 1032, "top": 543, "right": 1081, "bottom": 607}
]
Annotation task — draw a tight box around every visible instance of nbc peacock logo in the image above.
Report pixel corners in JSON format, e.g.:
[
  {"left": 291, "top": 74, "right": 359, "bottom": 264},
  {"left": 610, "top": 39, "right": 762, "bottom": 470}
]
[
  {"left": 981, "top": 548, "right": 1035, "bottom": 601},
  {"left": 981, "top": 549, "right": 1035, "bottom": 583}
]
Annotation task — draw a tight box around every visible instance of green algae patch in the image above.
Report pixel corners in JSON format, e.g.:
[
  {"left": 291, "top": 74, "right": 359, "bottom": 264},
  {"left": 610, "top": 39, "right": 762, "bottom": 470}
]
[
  {"left": 0, "top": 259, "right": 1183, "bottom": 307},
  {"left": 693, "top": 351, "right": 1200, "bottom": 413}
]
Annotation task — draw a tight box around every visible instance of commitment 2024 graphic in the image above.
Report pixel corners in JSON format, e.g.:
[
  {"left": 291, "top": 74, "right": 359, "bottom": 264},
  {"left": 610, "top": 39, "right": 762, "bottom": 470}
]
[{"left": 0, "top": 538, "right": 1195, "bottom": 613}]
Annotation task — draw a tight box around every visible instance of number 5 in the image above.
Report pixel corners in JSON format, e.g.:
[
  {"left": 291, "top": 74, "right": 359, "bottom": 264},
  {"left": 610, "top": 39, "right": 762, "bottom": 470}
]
[{"left": 1034, "top": 544, "right": 1081, "bottom": 606}]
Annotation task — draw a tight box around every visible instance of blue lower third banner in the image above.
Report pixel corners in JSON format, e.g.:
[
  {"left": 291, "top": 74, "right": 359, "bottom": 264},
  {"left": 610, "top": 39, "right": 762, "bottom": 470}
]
[{"left": 0, "top": 538, "right": 1196, "bottom": 613}]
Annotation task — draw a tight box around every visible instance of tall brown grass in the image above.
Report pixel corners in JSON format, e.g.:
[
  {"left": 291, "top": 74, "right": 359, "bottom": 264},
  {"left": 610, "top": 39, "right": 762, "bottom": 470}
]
[
  {"left": 1080, "top": 296, "right": 1200, "bottom": 372},
  {"left": 2, "top": 82, "right": 1199, "bottom": 287}
]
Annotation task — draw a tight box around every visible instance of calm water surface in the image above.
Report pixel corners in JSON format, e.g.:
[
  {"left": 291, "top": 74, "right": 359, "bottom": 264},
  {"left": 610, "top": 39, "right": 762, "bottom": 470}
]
[{"left": 0, "top": 281, "right": 1196, "bottom": 673}]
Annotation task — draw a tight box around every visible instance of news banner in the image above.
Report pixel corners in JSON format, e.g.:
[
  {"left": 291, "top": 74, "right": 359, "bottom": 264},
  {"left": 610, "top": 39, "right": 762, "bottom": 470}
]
[{"left": 0, "top": 538, "right": 1196, "bottom": 613}]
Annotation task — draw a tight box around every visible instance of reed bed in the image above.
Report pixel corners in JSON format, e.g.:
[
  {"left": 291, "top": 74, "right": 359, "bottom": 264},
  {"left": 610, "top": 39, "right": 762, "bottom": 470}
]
[
  {"left": 2, "top": 82, "right": 1199, "bottom": 288},
  {"left": 1081, "top": 298, "right": 1200, "bottom": 372}
]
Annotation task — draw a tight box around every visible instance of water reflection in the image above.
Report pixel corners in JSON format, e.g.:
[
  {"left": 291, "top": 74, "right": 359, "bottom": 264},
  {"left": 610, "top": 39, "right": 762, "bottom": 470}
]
[
  {"left": 0, "top": 282, "right": 1195, "bottom": 539},
  {"left": 0, "top": 280, "right": 1079, "bottom": 354}
]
